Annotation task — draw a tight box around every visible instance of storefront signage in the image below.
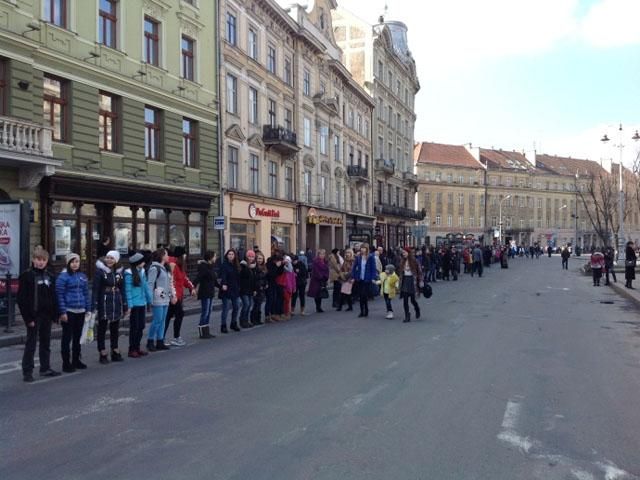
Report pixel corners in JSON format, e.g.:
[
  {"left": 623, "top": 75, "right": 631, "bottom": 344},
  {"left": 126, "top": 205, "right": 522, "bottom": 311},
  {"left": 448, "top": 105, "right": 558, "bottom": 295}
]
[
  {"left": 248, "top": 203, "right": 280, "bottom": 219},
  {"left": 0, "top": 201, "right": 29, "bottom": 293},
  {"left": 307, "top": 208, "right": 343, "bottom": 225},
  {"left": 213, "top": 216, "right": 225, "bottom": 230}
]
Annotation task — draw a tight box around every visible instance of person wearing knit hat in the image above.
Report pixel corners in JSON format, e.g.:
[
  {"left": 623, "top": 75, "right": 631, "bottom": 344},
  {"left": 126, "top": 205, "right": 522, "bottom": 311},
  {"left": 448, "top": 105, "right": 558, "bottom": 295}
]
[
  {"left": 105, "top": 250, "right": 120, "bottom": 263},
  {"left": 124, "top": 252, "right": 152, "bottom": 357},
  {"left": 129, "top": 252, "right": 145, "bottom": 266},
  {"left": 55, "top": 252, "right": 91, "bottom": 373}
]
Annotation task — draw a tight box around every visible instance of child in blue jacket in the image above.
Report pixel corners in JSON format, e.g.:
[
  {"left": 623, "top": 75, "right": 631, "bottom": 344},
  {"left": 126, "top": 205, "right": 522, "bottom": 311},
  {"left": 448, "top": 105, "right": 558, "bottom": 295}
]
[{"left": 124, "top": 252, "right": 153, "bottom": 357}]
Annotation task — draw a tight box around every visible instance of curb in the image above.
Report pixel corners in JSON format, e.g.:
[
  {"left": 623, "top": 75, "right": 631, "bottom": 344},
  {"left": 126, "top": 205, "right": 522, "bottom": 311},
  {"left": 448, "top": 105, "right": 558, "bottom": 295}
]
[{"left": 608, "top": 282, "right": 640, "bottom": 309}]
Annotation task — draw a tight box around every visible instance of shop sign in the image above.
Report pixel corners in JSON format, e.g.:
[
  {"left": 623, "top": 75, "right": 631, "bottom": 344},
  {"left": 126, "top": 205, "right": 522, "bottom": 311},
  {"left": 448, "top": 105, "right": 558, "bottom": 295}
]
[
  {"left": 213, "top": 216, "right": 225, "bottom": 230},
  {"left": 307, "top": 208, "right": 343, "bottom": 225},
  {"left": 248, "top": 203, "right": 280, "bottom": 219},
  {"left": 0, "top": 201, "right": 29, "bottom": 294}
]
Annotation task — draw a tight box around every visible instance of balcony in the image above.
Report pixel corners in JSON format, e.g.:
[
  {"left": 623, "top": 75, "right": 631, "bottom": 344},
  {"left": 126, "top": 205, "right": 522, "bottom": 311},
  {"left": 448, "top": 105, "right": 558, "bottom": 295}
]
[
  {"left": 403, "top": 171, "right": 419, "bottom": 185},
  {"left": 374, "top": 158, "right": 395, "bottom": 176},
  {"left": 374, "top": 204, "right": 426, "bottom": 220},
  {"left": 262, "top": 125, "right": 300, "bottom": 156},
  {"left": 0, "top": 116, "right": 61, "bottom": 189},
  {"left": 347, "top": 164, "right": 369, "bottom": 183}
]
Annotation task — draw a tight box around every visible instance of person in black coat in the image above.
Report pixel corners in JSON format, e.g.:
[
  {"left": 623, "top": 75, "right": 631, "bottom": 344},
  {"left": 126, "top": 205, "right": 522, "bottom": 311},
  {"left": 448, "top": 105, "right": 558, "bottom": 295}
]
[
  {"left": 194, "top": 250, "right": 217, "bottom": 338},
  {"left": 265, "top": 251, "right": 285, "bottom": 321},
  {"left": 250, "top": 251, "right": 268, "bottom": 325},
  {"left": 238, "top": 250, "right": 257, "bottom": 328},
  {"left": 219, "top": 249, "right": 241, "bottom": 333},
  {"left": 17, "top": 247, "right": 60, "bottom": 382},
  {"left": 291, "top": 255, "right": 309, "bottom": 315},
  {"left": 625, "top": 241, "right": 637, "bottom": 289},
  {"left": 604, "top": 247, "right": 617, "bottom": 286}
]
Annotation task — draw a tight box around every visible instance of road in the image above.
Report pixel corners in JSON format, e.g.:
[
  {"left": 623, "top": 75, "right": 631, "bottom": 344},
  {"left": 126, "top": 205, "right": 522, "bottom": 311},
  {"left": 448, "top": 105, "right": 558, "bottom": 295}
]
[{"left": 1, "top": 255, "right": 639, "bottom": 480}]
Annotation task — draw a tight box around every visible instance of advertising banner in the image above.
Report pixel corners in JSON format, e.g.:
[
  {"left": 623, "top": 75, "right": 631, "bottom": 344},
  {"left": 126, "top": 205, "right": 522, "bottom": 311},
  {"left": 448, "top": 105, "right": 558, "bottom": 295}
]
[{"left": 0, "top": 201, "right": 29, "bottom": 300}]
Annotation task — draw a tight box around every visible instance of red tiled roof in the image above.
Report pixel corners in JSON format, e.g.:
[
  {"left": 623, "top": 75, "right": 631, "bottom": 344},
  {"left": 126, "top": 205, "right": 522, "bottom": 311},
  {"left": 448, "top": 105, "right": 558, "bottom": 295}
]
[
  {"left": 480, "top": 148, "right": 534, "bottom": 171},
  {"left": 535, "top": 154, "right": 606, "bottom": 178},
  {"left": 414, "top": 142, "right": 483, "bottom": 169}
]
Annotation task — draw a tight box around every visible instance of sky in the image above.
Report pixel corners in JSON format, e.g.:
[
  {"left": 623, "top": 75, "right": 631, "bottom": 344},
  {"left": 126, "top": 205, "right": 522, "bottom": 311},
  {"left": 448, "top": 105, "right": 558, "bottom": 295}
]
[{"left": 336, "top": 0, "right": 640, "bottom": 169}]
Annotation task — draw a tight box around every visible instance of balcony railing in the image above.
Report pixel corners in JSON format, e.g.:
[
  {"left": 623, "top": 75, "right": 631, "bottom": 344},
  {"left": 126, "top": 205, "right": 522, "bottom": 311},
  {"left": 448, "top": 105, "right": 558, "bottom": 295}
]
[
  {"left": 403, "top": 171, "right": 418, "bottom": 184},
  {"left": 347, "top": 164, "right": 369, "bottom": 182},
  {"left": 262, "top": 125, "right": 300, "bottom": 156},
  {"left": 375, "top": 204, "right": 426, "bottom": 220},
  {"left": 374, "top": 158, "right": 394, "bottom": 176},
  {"left": 0, "top": 116, "right": 53, "bottom": 157}
]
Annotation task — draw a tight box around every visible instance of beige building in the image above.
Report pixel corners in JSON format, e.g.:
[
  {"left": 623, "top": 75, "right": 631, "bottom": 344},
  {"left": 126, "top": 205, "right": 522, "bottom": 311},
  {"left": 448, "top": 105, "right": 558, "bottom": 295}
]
[{"left": 333, "top": 8, "right": 421, "bottom": 248}]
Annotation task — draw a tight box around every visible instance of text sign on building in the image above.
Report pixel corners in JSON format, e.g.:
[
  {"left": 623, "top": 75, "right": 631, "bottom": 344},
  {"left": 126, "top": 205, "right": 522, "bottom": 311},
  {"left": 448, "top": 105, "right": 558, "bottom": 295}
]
[
  {"left": 248, "top": 203, "right": 280, "bottom": 219},
  {"left": 0, "top": 201, "right": 30, "bottom": 293},
  {"left": 213, "top": 216, "right": 225, "bottom": 230},
  {"left": 307, "top": 207, "right": 343, "bottom": 225}
]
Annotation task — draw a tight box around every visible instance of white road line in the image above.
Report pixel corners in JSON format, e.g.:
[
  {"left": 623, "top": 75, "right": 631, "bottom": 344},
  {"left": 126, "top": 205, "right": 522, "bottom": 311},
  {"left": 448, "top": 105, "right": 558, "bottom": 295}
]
[
  {"left": 47, "top": 396, "right": 137, "bottom": 424},
  {"left": 596, "top": 461, "right": 635, "bottom": 480},
  {"left": 501, "top": 399, "right": 521, "bottom": 430}
]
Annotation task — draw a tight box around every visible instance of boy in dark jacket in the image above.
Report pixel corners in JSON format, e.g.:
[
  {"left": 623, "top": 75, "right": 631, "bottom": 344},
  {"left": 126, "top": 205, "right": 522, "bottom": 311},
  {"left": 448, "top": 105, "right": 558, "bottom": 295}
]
[{"left": 17, "top": 247, "right": 60, "bottom": 382}]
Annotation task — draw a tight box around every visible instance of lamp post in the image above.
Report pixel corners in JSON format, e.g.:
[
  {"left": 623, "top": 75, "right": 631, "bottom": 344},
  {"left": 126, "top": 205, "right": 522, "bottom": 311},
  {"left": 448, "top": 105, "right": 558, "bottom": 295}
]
[
  {"left": 601, "top": 125, "right": 640, "bottom": 263},
  {"left": 499, "top": 194, "right": 511, "bottom": 246},
  {"left": 573, "top": 171, "right": 579, "bottom": 255}
]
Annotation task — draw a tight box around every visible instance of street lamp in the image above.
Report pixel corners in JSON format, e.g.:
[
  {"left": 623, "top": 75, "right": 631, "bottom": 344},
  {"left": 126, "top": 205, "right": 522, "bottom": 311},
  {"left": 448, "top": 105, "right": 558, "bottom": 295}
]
[
  {"left": 573, "top": 171, "right": 579, "bottom": 255},
  {"left": 499, "top": 194, "right": 511, "bottom": 246},
  {"left": 601, "top": 124, "right": 639, "bottom": 262}
]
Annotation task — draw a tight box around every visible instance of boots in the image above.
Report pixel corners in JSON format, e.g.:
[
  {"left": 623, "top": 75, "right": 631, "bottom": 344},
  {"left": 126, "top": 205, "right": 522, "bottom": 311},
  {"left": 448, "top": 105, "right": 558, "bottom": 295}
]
[
  {"left": 415, "top": 307, "right": 421, "bottom": 319},
  {"left": 156, "top": 339, "right": 170, "bottom": 350},
  {"left": 230, "top": 321, "right": 240, "bottom": 332},
  {"left": 403, "top": 312, "right": 411, "bottom": 323},
  {"left": 198, "top": 325, "right": 214, "bottom": 339},
  {"left": 220, "top": 324, "right": 229, "bottom": 334},
  {"left": 147, "top": 339, "right": 157, "bottom": 352},
  {"left": 62, "top": 360, "right": 76, "bottom": 373}
]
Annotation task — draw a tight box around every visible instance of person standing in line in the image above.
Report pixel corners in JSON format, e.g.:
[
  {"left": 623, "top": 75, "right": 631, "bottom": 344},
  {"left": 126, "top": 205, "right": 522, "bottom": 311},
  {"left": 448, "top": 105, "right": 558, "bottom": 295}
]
[
  {"left": 164, "top": 246, "right": 195, "bottom": 346},
  {"left": 124, "top": 252, "right": 153, "bottom": 357},
  {"left": 398, "top": 248, "right": 422, "bottom": 323},
  {"left": 56, "top": 252, "right": 91, "bottom": 372},
  {"left": 280, "top": 255, "right": 296, "bottom": 320},
  {"left": 351, "top": 243, "right": 378, "bottom": 318},
  {"left": 238, "top": 250, "right": 256, "bottom": 329},
  {"left": 379, "top": 264, "right": 399, "bottom": 319},
  {"left": 590, "top": 249, "right": 605, "bottom": 286},
  {"left": 450, "top": 246, "right": 460, "bottom": 281},
  {"left": 194, "top": 250, "right": 217, "bottom": 338},
  {"left": 265, "top": 250, "right": 285, "bottom": 322},
  {"left": 93, "top": 250, "right": 128, "bottom": 363},
  {"left": 298, "top": 250, "right": 308, "bottom": 269},
  {"left": 250, "top": 251, "right": 268, "bottom": 325},
  {"left": 291, "top": 255, "right": 308, "bottom": 316},
  {"left": 18, "top": 247, "right": 60, "bottom": 382},
  {"left": 441, "top": 247, "right": 451, "bottom": 281},
  {"left": 146, "top": 248, "right": 174, "bottom": 351},
  {"left": 472, "top": 244, "right": 484, "bottom": 277},
  {"left": 338, "top": 248, "right": 355, "bottom": 311},
  {"left": 625, "top": 241, "right": 637, "bottom": 289},
  {"left": 561, "top": 246, "right": 570, "bottom": 270},
  {"left": 603, "top": 247, "right": 617, "bottom": 286},
  {"left": 219, "top": 249, "right": 241, "bottom": 332},
  {"left": 328, "top": 249, "right": 343, "bottom": 309},
  {"left": 307, "top": 249, "right": 329, "bottom": 313}
]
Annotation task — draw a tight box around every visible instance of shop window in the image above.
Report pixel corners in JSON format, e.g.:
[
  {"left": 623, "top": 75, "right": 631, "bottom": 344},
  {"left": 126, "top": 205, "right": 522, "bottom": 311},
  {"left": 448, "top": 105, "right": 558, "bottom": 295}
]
[
  {"left": 52, "top": 219, "right": 77, "bottom": 261},
  {"left": 169, "top": 210, "right": 187, "bottom": 248},
  {"left": 230, "top": 222, "right": 257, "bottom": 252},
  {"left": 271, "top": 224, "right": 291, "bottom": 252},
  {"left": 43, "top": 74, "right": 68, "bottom": 142},
  {"left": 80, "top": 204, "right": 97, "bottom": 216},
  {"left": 149, "top": 208, "right": 167, "bottom": 248},
  {"left": 189, "top": 212, "right": 203, "bottom": 254}
]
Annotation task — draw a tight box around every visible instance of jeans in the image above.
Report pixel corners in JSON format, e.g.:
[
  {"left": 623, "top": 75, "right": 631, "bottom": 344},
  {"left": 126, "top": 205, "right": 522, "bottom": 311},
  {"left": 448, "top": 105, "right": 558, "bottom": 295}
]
[
  {"left": 148, "top": 305, "right": 168, "bottom": 341},
  {"left": 472, "top": 261, "right": 483, "bottom": 277},
  {"left": 61, "top": 312, "right": 85, "bottom": 365},
  {"left": 129, "top": 306, "right": 146, "bottom": 351},
  {"left": 97, "top": 319, "right": 120, "bottom": 352},
  {"left": 221, "top": 297, "right": 240, "bottom": 327},
  {"left": 164, "top": 300, "right": 184, "bottom": 338},
  {"left": 22, "top": 316, "right": 52, "bottom": 375},
  {"left": 332, "top": 281, "right": 341, "bottom": 307},
  {"left": 291, "top": 285, "right": 306, "bottom": 311},
  {"left": 384, "top": 294, "right": 393, "bottom": 312},
  {"left": 199, "top": 298, "right": 213, "bottom": 326},
  {"left": 240, "top": 295, "right": 253, "bottom": 325},
  {"left": 605, "top": 268, "right": 617, "bottom": 284},
  {"left": 562, "top": 259, "right": 568, "bottom": 269},
  {"left": 251, "top": 295, "right": 264, "bottom": 324}
]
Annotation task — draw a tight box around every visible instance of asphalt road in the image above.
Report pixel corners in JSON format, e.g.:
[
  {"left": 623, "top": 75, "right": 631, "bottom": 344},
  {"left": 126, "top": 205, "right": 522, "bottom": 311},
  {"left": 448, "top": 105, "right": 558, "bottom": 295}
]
[{"left": 1, "top": 255, "right": 639, "bottom": 480}]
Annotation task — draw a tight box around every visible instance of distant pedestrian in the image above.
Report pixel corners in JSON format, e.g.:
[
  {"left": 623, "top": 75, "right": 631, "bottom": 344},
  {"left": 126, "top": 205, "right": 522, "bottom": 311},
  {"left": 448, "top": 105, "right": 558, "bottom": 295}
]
[
  {"left": 147, "top": 248, "right": 174, "bottom": 350},
  {"left": 351, "top": 243, "right": 378, "bottom": 318},
  {"left": 250, "top": 251, "right": 268, "bottom": 324},
  {"left": 308, "top": 249, "right": 329, "bottom": 313},
  {"left": 398, "top": 248, "right": 422, "bottom": 323},
  {"left": 472, "top": 244, "right": 483, "bottom": 277},
  {"left": 379, "top": 264, "right": 399, "bottom": 319},
  {"left": 338, "top": 248, "right": 355, "bottom": 311},
  {"left": 604, "top": 247, "right": 617, "bottom": 286},
  {"left": 219, "top": 249, "right": 241, "bottom": 332},
  {"left": 164, "top": 246, "right": 195, "bottom": 346},
  {"left": 561, "top": 246, "right": 570, "bottom": 270},
  {"left": 124, "top": 252, "right": 153, "bottom": 356},
  {"left": 625, "top": 241, "right": 637, "bottom": 289},
  {"left": 590, "top": 249, "right": 605, "bottom": 287},
  {"left": 329, "top": 249, "right": 343, "bottom": 309},
  {"left": 18, "top": 247, "right": 60, "bottom": 382},
  {"left": 291, "top": 255, "right": 308, "bottom": 316},
  {"left": 238, "top": 250, "right": 256, "bottom": 328},
  {"left": 265, "top": 251, "right": 284, "bottom": 322}
]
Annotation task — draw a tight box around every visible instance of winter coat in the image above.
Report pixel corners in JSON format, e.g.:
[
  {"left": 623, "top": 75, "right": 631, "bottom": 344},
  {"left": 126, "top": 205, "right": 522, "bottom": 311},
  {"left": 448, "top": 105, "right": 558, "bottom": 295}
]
[
  {"left": 561, "top": 249, "right": 570, "bottom": 260},
  {"left": 17, "top": 267, "right": 57, "bottom": 324},
  {"left": 328, "top": 254, "right": 342, "bottom": 282},
  {"left": 307, "top": 257, "right": 329, "bottom": 298},
  {"left": 147, "top": 261, "right": 174, "bottom": 307},
  {"left": 399, "top": 259, "right": 423, "bottom": 295},
  {"left": 590, "top": 252, "right": 605, "bottom": 270},
  {"left": 293, "top": 262, "right": 308, "bottom": 288},
  {"left": 340, "top": 258, "right": 354, "bottom": 282},
  {"left": 56, "top": 269, "right": 91, "bottom": 314},
  {"left": 379, "top": 272, "right": 399, "bottom": 298},
  {"left": 266, "top": 257, "right": 285, "bottom": 286},
  {"left": 168, "top": 257, "right": 194, "bottom": 301},
  {"left": 626, "top": 246, "right": 637, "bottom": 280},
  {"left": 351, "top": 253, "right": 378, "bottom": 283},
  {"left": 219, "top": 260, "right": 240, "bottom": 299},
  {"left": 194, "top": 260, "right": 217, "bottom": 300},
  {"left": 253, "top": 265, "right": 268, "bottom": 299},
  {"left": 93, "top": 261, "right": 127, "bottom": 322},
  {"left": 124, "top": 267, "right": 153, "bottom": 308},
  {"left": 472, "top": 247, "right": 483, "bottom": 262},
  {"left": 238, "top": 261, "right": 255, "bottom": 296}
]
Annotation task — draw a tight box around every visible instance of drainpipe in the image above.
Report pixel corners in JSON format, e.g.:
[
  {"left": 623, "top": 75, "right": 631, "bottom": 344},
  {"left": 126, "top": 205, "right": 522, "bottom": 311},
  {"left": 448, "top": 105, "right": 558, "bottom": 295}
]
[{"left": 215, "top": 0, "right": 225, "bottom": 253}]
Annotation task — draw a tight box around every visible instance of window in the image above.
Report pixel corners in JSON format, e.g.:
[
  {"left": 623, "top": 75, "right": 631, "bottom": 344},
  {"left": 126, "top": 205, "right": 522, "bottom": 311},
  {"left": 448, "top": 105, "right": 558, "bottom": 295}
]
[
  {"left": 387, "top": 106, "right": 393, "bottom": 126},
  {"left": 447, "top": 192, "right": 453, "bottom": 204},
  {"left": 396, "top": 79, "right": 401, "bottom": 96},
  {"left": 99, "top": 0, "right": 117, "bottom": 48},
  {"left": 319, "top": 125, "right": 328, "bottom": 155},
  {"left": 336, "top": 180, "right": 342, "bottom": 208},
  {"left": 144, "top": 16, "right": 160, "bottom": 66},
  {"left": 435, "top": 215, "right": 441, "bottom": 226},
  {"left": 303, "top": 69, "right": 310, "bottom": 96},
  {"left": 304, "top": 171, "right": 311, "bottom": 202},
  {"left": 267, "top": 45, "right": 276, "bottom": 74},
  {"left": 228, "top": 146, "right": 238, "bottom": 189},
  {"left": 357, "top": 115, "right": 362, "bottom": 134},
  {"left": 447, "top": 174, "right": 453, "bottom": 183},
  {"left": 396, "top": 186, "right": 400, "bottom": 206},
  {"left": 285, "top": 166, "right": 293, "bottom": 200},
  {"left": 0, "top": 58, "right": 6, "bottom": 115},
  {"left": 334, "top": 135, "right": 340, "bottom": 162},
  {"left": 45, "top": 0, "right": 66, "bottom": 28},
  {"left": 181, "top": 35, "right": 195, "bottom": 81},
  {"left": 98, "top": 92, "right": 119, "bottom": 152},
  {"left": 43, "top": 75, "right": 68, "bottom": 142},
  {"left": 267, "top": 99, "right": 277, "bottom": 128},
  {"left": 284, "top": 108, "right": 293, "bottom": 131},
  {"left": 320, "top": 176, "right": 327, "bottom": 204},
  {"left": 377, "top": 60, "right": 383, "bottom": 79},
  {"left": 247, "top": 87, "right": 258, "bottom": 124},
  {"left": 469, "top": 217, "right": 474, "bottom": 227},
  {"left": 248, "top": 28, "right": 258, "bottom": 60},
  {"left": 182, "top": 118, "right": 197, "bottom": 168},
  {"left": 436, "top": 192, "right": 442, "bottom": 203},
  {"left": 226, "top": 12, "right": 237, "bottom": 45},
  {"left": 284, "top": 57, "right": 292, "bottom": 86},
  {"left": 303, "top": 117, "right": 311, "bottom": 147},
  {"left": 144, "top": 106, "right": 161, "bottom": 160},
  {"left": 388, "top": 70, "right": 393, "bottom": 88},
  {"left": 226, "top": 74, "right": 237, "bottom": 114},
  {"left": 537, "top": 198, "right": 542, "bottom": 209},
  {"left": 458, "top": 175, "right": 464, "bottom": 184},
  {"left": 458, "top": 193, "right": 464, "bottom": 206},
  {"left": 249, "top": 153, "right": 259, "bottom": 194},
  {"left": 506, "top": 177, "right": 512, "bottom": 187},
  {"left": 268, "top": 161, "right": 278, "bottom": 197},
  {"left": 377, "top": 181, "right": 383, "bottom": 204},
  {"left": 458, "top": 216, "right": 464, "bottom": 227},
  {"left": 404, "top": 190, "right": 409, "bottom": 208}
]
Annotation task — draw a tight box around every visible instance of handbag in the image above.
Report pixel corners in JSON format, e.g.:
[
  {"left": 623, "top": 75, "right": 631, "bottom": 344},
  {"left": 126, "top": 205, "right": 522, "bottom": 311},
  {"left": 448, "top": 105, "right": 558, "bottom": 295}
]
[
  {"left": 320, "top": 287, "right": 329, "bottom": 299},
  {"left": 422, "top": 284, "right": 433, "bottom": 299},
  {"left": 340, "top": 280, "right": 353, "bottom": 295},
  {"left": 625, "top": 259, "right": 636, "bottom": 267}
]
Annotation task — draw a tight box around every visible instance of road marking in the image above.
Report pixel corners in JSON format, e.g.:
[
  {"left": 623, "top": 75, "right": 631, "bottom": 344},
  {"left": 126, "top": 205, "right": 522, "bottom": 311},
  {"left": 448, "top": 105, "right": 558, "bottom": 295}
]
[
  {"left": 342, "top": 383, "right": 388, "bottom": 412},
  {"left": 596, "top": 461, "right": 634, "bottom": 480},
  {"left": 497, "top": 397, "right": 535, "bottom": 453},
  {"left": 47, "top": 396, "right": 137, "bottom": 424},
  {"left": 0, "top": 359, "right": 40, "bottom": 375}
]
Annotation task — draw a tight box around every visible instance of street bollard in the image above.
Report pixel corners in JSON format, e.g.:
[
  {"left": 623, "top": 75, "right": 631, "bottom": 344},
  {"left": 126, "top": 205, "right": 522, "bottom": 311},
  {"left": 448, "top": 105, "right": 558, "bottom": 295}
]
[{"left": 4, "top": 272, "right": 13, "bottom": 334}]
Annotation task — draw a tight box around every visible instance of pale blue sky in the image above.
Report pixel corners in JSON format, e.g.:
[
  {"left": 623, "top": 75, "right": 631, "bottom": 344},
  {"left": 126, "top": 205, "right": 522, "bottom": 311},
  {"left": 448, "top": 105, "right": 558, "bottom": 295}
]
[{"left": 337, "top": 0, "right": 640, "bottom": 166}]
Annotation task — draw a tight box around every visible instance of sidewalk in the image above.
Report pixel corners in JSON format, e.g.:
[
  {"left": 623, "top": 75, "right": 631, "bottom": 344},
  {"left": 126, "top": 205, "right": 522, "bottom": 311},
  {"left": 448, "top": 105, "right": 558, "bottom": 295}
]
[
  {"left": 608, "top": 280, "right": 640, "bottom": 309},
  {"left": 0, "top": 296, "right": 215, "bottom": 348}
]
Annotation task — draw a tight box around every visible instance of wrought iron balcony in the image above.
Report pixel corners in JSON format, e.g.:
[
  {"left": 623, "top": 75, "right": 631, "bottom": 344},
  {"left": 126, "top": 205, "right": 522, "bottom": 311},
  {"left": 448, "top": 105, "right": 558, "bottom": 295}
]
[
  {"left": 374, "top": 204, "right": 426, "bottom": 220},
  {"left": 375, "top": 158, "right": 395, "bottom": 176},
  {"left": 402, "top": 171, "right": 419, "bottom": 185},
  {"left": 263, "top": 125, "right": 300, "bottom": 156},
  {"left": 347, "top": 164, "right": 369, "bottom": 182}
]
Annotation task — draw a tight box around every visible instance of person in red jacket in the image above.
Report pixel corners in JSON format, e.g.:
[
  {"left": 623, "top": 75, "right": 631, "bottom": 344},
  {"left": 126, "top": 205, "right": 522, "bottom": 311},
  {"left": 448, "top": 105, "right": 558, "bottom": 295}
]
[{"left": 164, "top": 246, "right": 195, "bottom": 346}]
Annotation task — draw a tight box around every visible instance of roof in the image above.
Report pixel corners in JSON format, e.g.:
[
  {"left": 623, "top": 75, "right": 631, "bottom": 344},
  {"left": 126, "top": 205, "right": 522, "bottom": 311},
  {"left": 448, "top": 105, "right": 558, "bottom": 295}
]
[
  {"left": 535, "top": 154, "right": 606, "bottom": 178},
  {"left": 480, "top": 148, "right": 534, "bottom": 171},
  {"left": 414, "top": 142, "right": 484, "bottom": 169}
]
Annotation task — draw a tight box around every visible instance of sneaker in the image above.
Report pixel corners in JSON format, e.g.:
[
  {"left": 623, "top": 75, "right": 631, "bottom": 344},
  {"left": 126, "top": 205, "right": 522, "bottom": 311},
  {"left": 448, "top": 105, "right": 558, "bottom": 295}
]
[
  {"left": 385, "top": 311, "right": 394, "bottom": 319},
  {"left": 40, "top": 369, "right": 61, "bottom": 377},
  {"left": 170, "top": 337, "right": 186, "bottom": 347},
  {"left": 164, "top": 339, "right": 171, "bottom": 347}
]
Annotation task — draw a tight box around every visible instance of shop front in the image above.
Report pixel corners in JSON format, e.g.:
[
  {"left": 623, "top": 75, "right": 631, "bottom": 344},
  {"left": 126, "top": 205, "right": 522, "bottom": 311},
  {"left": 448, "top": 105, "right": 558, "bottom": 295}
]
[
  {"left": 226, "top": 194, "right": 296, "bottom": 256},
  {"left": 346, "top": 214, "right": 375, "bottom": 249},
  {"left": 374, "top": 217, "right": 412, "bottom": 249},
  {"left": 301, "top": 207, "right": 345, "bottom": 253},
  {"left": 42, "top": 176, "right": 215, "bottom": 276}
]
